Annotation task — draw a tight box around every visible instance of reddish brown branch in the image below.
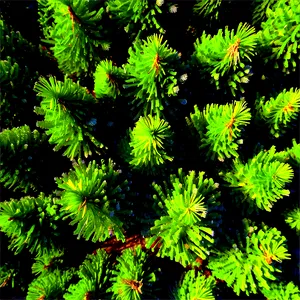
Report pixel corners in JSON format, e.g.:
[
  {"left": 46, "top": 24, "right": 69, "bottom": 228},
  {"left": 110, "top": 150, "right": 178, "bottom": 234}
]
[
  {"left": 68, "top": 6, "right": 81, "bottom": 32},
  {"left": 68, "top": 6, "right": 81, "bottom": 24},
  {"left": 96, "top": 233, "right": 146, "bottom": 254}
]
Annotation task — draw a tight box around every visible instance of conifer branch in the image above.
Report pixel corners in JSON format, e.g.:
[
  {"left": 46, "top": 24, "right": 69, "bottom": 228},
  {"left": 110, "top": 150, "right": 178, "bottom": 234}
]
[
  {"left": 146, "top": 168, "right": 222, "bottom": 267},
  {"left": 56, "top": 159, "right": 129, "bottom": 243}
]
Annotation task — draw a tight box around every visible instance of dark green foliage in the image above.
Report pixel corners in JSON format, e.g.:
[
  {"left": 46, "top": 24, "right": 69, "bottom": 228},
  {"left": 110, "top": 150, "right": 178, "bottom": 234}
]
[
  {"left": 106, "top": 0, "right": 164, "bottom": 40},
  {"left": 0, "top": 57, "right": 39, "bottom": 129},
  {"left": 261, "top": 280, "right": 300, "bottom": 299},
  {"left": 208, "top": 221, "right": 291, "bottom": 296},
  {"left": 0, "top": 18, "right": 36, "bottom": 63},
  {"left": 38, "top": 0, "right": 110, "bottom": 76},
  {"left": 64, "top": 249, "right": 111, "bottom": 299},
  {"left": 219, "top": 146, "right": 294, "bottom": 213},
  {"left": 0, "top": 125, "right": 47, "bottom": 192},
  {"left": 34, "top": 75, "right": 106, "bottom": 159},
  {"left": 94, "top": 60, "right": 126, "bottom": 99},
  {"left": 252, "top": 0, "right": 278, "bottom": 25},
  {"left": 285, "top": 138, "right": 300, "bottom": 166},
  {"left": 285, "top": 207, "right": 300, "bottom": 235},
  {"left": 118, "top": 129, "right": 134, "bottom": 164},
  {"left": 192, "top": 22, "right": 257, "bottom": 96},
  {"left": 255, "top": 87, "right": 300, "bottom": 138},
  {"left": 257, "top": 0, "right": 300, "bottom": 73},
  {"left": 123, "top": 34, "right": 180, "bottom": 118},
  {"left": 37, "top": 0, "right": 56, "bottom": 41},
  {"left": 0, "top": 264, "right": 17, "bottom": 290},
  {"left": 0, "top": 193, "right": 63, "bottom": 256},
  {"left": 186, "top": 101, "right": 251, "bottom": 161},
  {"left": 193, "top": 0, "right": 222, "bottom": 20},
  {"left": 27, "top": 269, "right": 73, "bottom": 300},
  {"left": 271, "top": 138, "right": 300, "bottom": 167},
  {"left": 128, "top": 114, "right": 173, "bottom": 174},
  {"left": 172, "top": 269, "right": 216, "bottom": 299},
  {"left": 31, "top": 249, "right": 65, "bottom": 275},
  {"left": 146, "top": 168, "right": 222, "bottom": 267},
  {"left": 107, "top": 245, "right": 157, "bottom": 299},
  {"left": 55, "top": 159, "right": 129, "bottom": 243}
]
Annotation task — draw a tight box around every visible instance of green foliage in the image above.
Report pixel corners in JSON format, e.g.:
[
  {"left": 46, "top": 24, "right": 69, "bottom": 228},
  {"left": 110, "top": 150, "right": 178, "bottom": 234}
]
[
  {"left": 0, "top": 125, "right": 47, "bottom": 192},
  {"left": 64, "top": 249, "right": 111, "bottom": 300},
  {"left": 146, "top": 168, "right": 222, "bottom": 267},
  {"left": 118, "top": 129, "right": 134, "bottom": 164},
  {"left": 271, "top": 138, "right": 300, "bottom": 167},
  {"left": 0, "top": 17, "right": 36, "bottom": 63},
  {"left": 38, "top": 0, "right": 110, "bottom": 75},
  {"left": 0, "top": 57, "right": 39, "bottom": 129},
  {"left": 0, "top": 193, "right": 63, "bottom": 256},
  {"left": 124, "top": 34, "right": 180, "bottom": 118},
  {"left": 94, "top": 59, "right": 126, "bottom": 99},
  {"left": 55, "top": 159, "right": 129, "bottom": 243},
  {"left": 27, "top": 269, "right": 73, "bottom": 300},
  {"left": 31, "top": 249, "right": 65, "bottom": 275},
  {"left": 107, "top": 245, "right": 157, "bottom": 299},
  {"left": 172, "top": 269, "right": 216, "bottom": 299},
  {"left": 193, "top": 0, "right": 222, "bottom": 20},
  {"left": 287, "top": 138, "right": 300, "bottom": 166},
  {"left": 192, "top": 22, "right": 257, "bottom": 96},
  {"left": 34, "top": 75, "right": 106, "bottom": 159},
  {"left": 261, "top": 280, "right": 300, "bottom": 299},
  {"left": 1, "top": 2, "right": 300, "bottom": 299},
  {"left": 285, "top": 207, "right": 300, "bottom": 234},
  {"left": 257, "top": 0, "right": 300, "bottom": 73},
  {"left": 128, "top": 114, "right": 173, "bottom": 174},
  {"left": 252, "top": 0, "right": 278, "bottom": 25},
  {"left": 219, "top": 146, "right": 294, "bottom": 213},
  {"left": 0, "top": 264, "right": 17, "bottom": 290},
  {"left": 37, "top": 0, "right": 56, "bottom": 40},
  {"left": 0, "top": 17, "right": 40, "bottom": 129},
  {"left": 0, "top": 56, "right": 20, "bottom": 84},
  {"left": 1, "top": 57, "right": 25, "bottom": 127},
  {"left": 208, "top": 222, "right": 291, "bottom": 296},
  {"left": 255, "top": 88, "right": 300, "bottom": 138},
  {"left": 186, "top": 101, "right": 251, "bottom": 161},
  {"left": 106, "top": 0, "right": 164, "bottom": 40}
]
